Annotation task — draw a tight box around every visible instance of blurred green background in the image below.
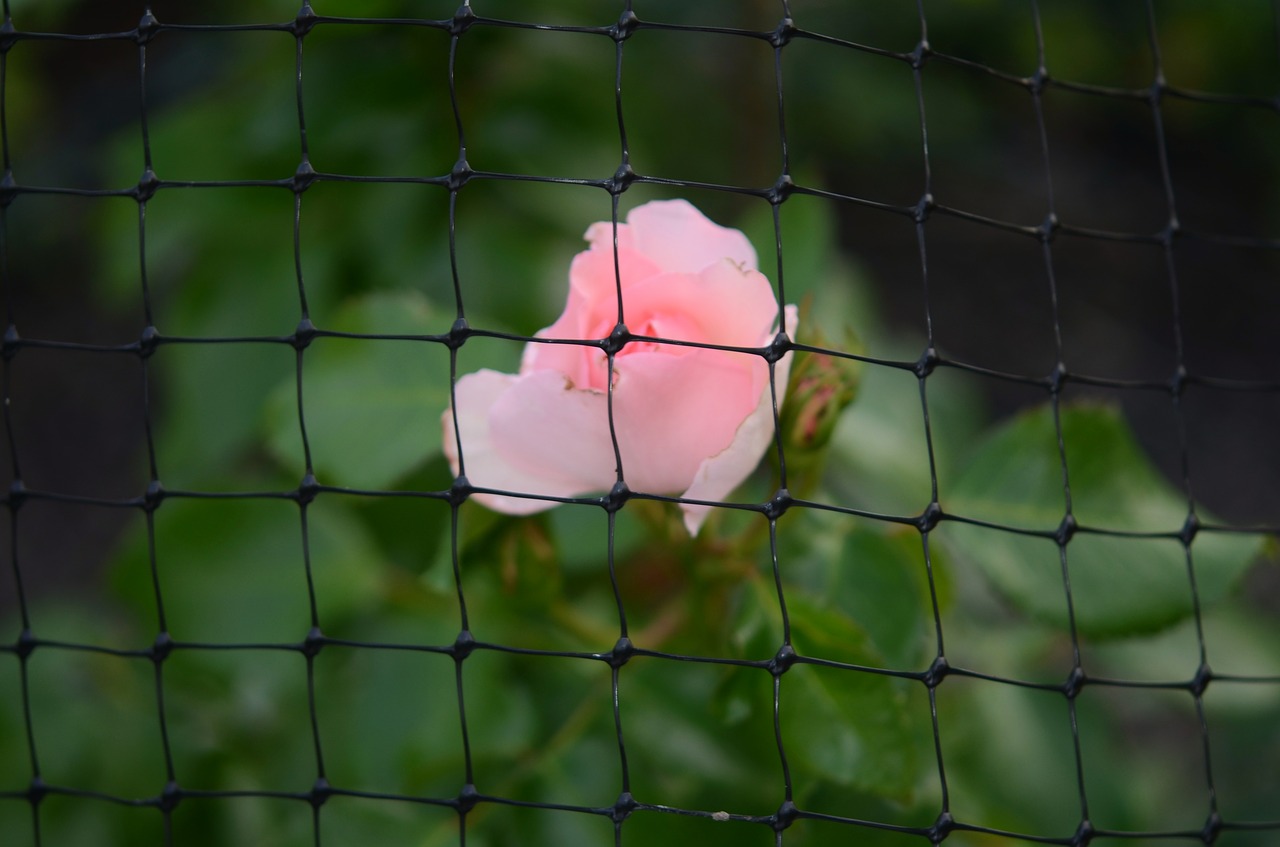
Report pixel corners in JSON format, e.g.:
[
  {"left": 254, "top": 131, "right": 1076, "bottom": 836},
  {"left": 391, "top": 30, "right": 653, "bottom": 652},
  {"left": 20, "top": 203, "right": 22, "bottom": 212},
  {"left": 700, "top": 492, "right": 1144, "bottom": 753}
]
[{"left": 1, "top": 1, "right": 1278, "bottom": 845}]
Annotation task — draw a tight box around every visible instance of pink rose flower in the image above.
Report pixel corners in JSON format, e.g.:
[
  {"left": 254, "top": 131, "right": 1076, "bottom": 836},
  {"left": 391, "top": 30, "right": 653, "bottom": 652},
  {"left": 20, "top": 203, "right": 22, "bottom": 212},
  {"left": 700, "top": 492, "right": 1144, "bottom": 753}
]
[{"left": 443, "top": 199, "right": 797, "bottom": 535}]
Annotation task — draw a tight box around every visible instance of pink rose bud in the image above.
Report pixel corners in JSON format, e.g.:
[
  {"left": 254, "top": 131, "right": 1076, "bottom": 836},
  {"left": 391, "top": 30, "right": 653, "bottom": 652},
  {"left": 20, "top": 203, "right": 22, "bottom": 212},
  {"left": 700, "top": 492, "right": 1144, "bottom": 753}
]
[
  {"left": 442, "top": 199, "right": 798, "bottom": 535},
  {"left": 779, "top": 322, "right": 861, "bottom": 457}
]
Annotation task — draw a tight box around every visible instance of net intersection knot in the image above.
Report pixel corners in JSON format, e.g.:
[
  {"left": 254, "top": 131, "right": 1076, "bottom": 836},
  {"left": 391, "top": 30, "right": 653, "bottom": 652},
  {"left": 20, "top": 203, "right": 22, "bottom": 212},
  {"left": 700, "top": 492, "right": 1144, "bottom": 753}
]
[
  {"left": 447, "top": 475, "right": 473, "bottom": 506},
  {"left": 5, "top": 478, "right": 26, "bottom": 513},
  {"left": 137, "top": 324, "right": 162, "bottom": 359},
  {"left": 923, "top": 655, "right": 950, "bottom": 689},
  {"left": 292, "top": 318, "right": 318, "bottom": 350},
  {"left": 14, "top": 627, "right": 36, "bottom": 660},
  {"left": 1061, "top": 666, "right": 1087, "bottom": 700},
  {"left": 1070, "top": 818, "right": 1095, "bottom": 846},
  {"left": 151, "top": 631, "right": 175, "bottom": 664},
  {"left": 308, "top": 777, "right": 331, "bottom": 810},
  {"left": 1, "top": 323, "right": 18, "bottom": 359},
  {"left": 134, "top": 168, "right": 161, "bottom": 203},
  {"left": 302, "top": 626, "right": 326, "bottom": 658},
  {"left": 611, "top": 10, "right": 640, "bottom": 43},
  {"left": 913, "top": 192, "right": 935, "bottom": 223},
  {"left": 916, "top": 501, "right": 943, "bottom": 533},
  {"left": 1048, "top": 362, "right": 1069, "bottom": 395},
  {"left": 1147, "top": 74, "right": 1167, "bottom": 106},
  {"left": 769, "top": 643, "right": 798, "bottom": 676},
  {"left": 602, "top": 480, "right": 631, "bottom": 514},
  {"left": 451, "top": 629, "right": 477, "bottom": 661},
  {"left": 134, "top": 10, "right": 160, "bottom": 45},
  {"left": 1169, "top": 364, "right": 1189, "bottom": 398},
  {"left": 446, "top": 317, "right": 471, "bottom": 350},
  {"left": 1038, "top": 212, "right": 1059, "bottom": 242},
  {"left": 448, "top": 157, "right": 473, "bottom": 191},
  {"left": 764, "top": 330, "right": 792, "bottom": 363},
  {"left": 763, "top": 488, "right": 792, "bottom": 521},
  {"left": 909, "top": 40, "right": 932, "bottom": 70},
  {"left": 1179, "top": 512, "right": 1200, "bottom": 545},
  {"left": 1189, "top": 662, "right": 1212, "bottom": 698},
  {"left": 0, "top": 19, "right": 16, "bottom": 54},
  {"left": 26, "top": 776, "right": 47, "bottom": 808},
  {"left": 449, "top": 4, "right": 477, "bottom": 36},
  {"left": 454, "top": 782, "right": 481, "bottom": 814},
  {"left": 929, "top": 809, "right": 955, "bottom": 843},
  {"left": 914, "top": 346, "right": 939, "bottom": 379},
  {"left": 292, "top": 160, "right": 318, "bottom": 194},
  {"left": 296, "top": 473, "right": 321, "bottom": 506},
  {"left": 608, "top": 636, "right": 634, "bottom": 668},
  {"left": 770, "top": 17, "right": 796, "bottom": 49},
  {"left": 1055, "top": 514, "right": 1077, "bottom": 546},
  {"left": 610, "top": 790, "right": 638, "bottom": 823},
  {"left": 158, "top": 780, "right": 183, "bottom": 813},
  {"left": 608, "top": 162, "right": 637, "bottom": 195},
  {"left": 768, "top": 173, "right": 795, "bottom": 205},
  {"left": 602, "top": 323, "right": 631, "bottom": 356},
  {"left": 771, "top": 798, "right": 800, "bottom": 832},
  {"left": 293, "top": 4, "right": 319, "bottom": 38},
  {"left": 1200, "top": 811, "right": 1223, "bottom": 844},
  {"left": 1028, "top": 66, "right": 1050, "bottom": 95}
]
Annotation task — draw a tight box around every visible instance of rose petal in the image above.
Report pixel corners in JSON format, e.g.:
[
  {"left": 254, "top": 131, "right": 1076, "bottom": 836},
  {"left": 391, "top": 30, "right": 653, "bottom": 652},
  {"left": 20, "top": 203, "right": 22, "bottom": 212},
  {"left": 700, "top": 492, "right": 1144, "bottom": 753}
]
[
  {"left": 486, "top": 368, "right": 618, "bottom": 493},
  {"left": 531, "top": 203, "right": 768, "bottom": 381},
  {"left": 611, "top": 347, "right": 768, "bottom": 495},
  {"left": 625, "top": 261, "right": 781, "bottom": 349},
  {"left": 521, "top": 242, "right": 663, "bottom": 388},
  {"left": 571, "top": 235, "right": 664, "bottom": 300},
  {"left": 521, "top": 335, "right": 609, "bottom": 394},
  {"left": 527, "top": 258, "right": 779, "bottom": 387},
  {"left": 443, "top": 370, "right": 553, "bottom": 515},
  {"left": 679, "top": 304, "right": 799, "bottom": 534},
  {"left": 443, "top": 369, "right": 615, "bottom": 513},
  {"left": 622, "top": 199, "right": 758, "bottom": 274}
]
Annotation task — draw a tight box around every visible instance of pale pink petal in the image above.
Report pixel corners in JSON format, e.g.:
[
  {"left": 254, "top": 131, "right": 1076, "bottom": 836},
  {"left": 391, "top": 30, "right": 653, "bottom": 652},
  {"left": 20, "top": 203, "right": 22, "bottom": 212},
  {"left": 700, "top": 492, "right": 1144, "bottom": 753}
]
[
  {"left": 521, "top": 334, "right": 609, "bottom": 394},
  {"left": 443, "top": 370, "right": 556, "bottom": 515},
  {"left": 569, "top": 237, "right": 663, "bottom": 300},
  {"left": 625, "top": 199, "right": 757, "bottom": 274},
  {"left": 443, "top": 369, "right": 615, "bottom": 513},
  {"left": 584, "top": 219, "right": 634, "bottom": 255},
  {"left": 679, "top": 304, "right": 799, "bottom": 535},
  {"left": 486, "top": 368, "right": 618, "bottom": 495},
  {"left": 624, "top": 261, "right": 781, "bottom": 349},
  {"left": 521, "top": 242, "right": 663, "bottom": 387},
  {"left": 611, "top": 347, "right": 768, "bottom": 495}
]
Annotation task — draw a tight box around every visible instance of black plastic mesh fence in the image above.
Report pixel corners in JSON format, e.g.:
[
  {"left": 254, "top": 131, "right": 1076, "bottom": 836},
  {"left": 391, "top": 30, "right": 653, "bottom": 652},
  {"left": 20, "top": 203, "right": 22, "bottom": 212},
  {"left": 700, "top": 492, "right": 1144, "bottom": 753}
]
[{"left": 2, "top": 1, "right": 1279, "bottom": 846}]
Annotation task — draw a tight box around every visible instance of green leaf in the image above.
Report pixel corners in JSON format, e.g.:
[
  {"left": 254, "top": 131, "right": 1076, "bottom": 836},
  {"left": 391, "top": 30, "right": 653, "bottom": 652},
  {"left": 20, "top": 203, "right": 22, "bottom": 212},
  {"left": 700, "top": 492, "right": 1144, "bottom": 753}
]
[
  {"left": 111, "top": 495, "right": 386, "bottom": 643},
  {"left": 943, "top": 402, "right": 1263, "bottom": 637},
  {"left": 832, "top": 524, "right": 939, "bottom": 669},
  {"left": 724, "top": 579, "right": 921, "bottom": 800},
  {"left": 827, "top": 345, "right": 988, "bottom": 518},
  {"left": 263, "top": 290, "right": 453, "bottom": 490},
  {"left": 771, "top": 504, "right": 944, "bottom": 671},
  {"left": 786, "top": 597, "right": 919, "bottom": 798}
]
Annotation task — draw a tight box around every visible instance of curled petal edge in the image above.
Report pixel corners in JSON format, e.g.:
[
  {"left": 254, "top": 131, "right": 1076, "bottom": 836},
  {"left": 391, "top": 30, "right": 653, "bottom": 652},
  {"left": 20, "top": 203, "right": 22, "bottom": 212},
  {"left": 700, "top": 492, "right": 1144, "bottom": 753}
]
[
  {"left": 678, "top": 304, "right": 799, "bottom": 535},
  {"left": 442, "top": 368, "right": 598, "bottom": 516}
]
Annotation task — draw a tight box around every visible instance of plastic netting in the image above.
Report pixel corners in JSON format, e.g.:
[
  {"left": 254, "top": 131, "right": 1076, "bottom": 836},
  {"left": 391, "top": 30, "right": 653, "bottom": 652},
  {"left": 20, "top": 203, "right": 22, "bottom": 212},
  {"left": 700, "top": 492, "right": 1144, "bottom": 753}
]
[{"left": 2, "top": 2, "right": 1279, "bottom": 846}]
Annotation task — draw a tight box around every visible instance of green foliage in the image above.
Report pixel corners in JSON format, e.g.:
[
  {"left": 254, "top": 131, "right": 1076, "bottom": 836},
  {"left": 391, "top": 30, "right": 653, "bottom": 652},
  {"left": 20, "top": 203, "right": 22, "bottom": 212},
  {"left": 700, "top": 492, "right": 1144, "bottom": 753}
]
[
  {"left": 263, "top": 291, "right": 454, "bottom": 489},
  {"left": 111, "top": 496, "right": 387, "bottom": 643},
  {"left": 944, "top": 402, "right": 1263, "bottom": 636}
]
